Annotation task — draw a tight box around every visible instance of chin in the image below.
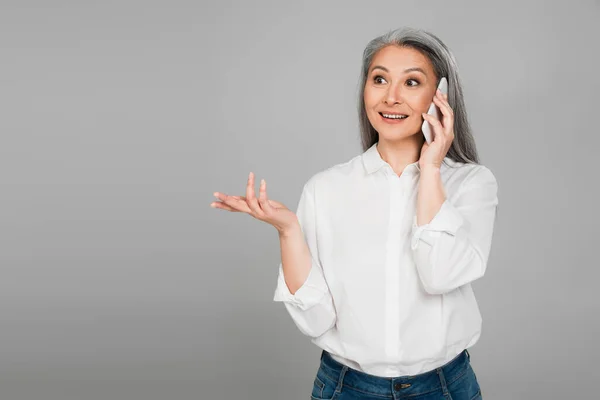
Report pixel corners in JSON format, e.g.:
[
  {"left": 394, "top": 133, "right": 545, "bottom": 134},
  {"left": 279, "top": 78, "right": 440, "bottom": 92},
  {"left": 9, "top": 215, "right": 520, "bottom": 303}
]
[{"left": 375, "top": 126, "right": 420, "bottom": 139}]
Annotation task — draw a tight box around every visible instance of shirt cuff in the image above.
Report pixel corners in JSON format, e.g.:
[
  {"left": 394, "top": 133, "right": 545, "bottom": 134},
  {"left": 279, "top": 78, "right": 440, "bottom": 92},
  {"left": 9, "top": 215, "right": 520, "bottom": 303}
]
[
  {"left": 411, "top": 198, "right": 465, "bottom": 250},
  {"left": 273, "top": 263, "right": 328, "bottom": 310}
]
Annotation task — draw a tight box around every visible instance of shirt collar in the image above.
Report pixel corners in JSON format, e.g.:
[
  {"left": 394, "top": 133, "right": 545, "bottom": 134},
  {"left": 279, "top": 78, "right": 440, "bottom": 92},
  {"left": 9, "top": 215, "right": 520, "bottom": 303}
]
[{"left": 362, "top": 142, "right": 451, "bottom": 176}]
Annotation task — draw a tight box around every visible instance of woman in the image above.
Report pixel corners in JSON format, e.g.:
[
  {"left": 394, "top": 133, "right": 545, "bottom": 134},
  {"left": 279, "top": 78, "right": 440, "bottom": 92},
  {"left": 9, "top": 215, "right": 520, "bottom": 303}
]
[{"left": 211, "top": 27, "right": 497, "bottom": 400}]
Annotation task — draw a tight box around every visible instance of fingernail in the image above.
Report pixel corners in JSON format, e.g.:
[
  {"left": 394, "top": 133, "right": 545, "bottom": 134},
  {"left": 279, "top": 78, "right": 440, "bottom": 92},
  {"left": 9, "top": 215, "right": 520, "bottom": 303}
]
[
  {"left": 213, "top": 192, "right": 219, "bottom": 197},
  {"left": 261, "top": 179, "right": 265, "bottom": 186}
]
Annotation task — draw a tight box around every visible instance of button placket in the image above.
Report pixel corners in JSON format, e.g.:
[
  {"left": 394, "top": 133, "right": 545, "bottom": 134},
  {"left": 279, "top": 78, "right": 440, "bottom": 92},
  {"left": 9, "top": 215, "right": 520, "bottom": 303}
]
[{"left": 383, "top": 172, "right": 401, "bottom": 360}]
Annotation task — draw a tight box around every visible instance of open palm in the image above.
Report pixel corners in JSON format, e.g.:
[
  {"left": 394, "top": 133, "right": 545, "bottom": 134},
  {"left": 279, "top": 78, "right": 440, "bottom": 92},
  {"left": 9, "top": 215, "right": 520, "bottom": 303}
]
[{"left": 211, "top": 172, "right": 298, "bottom": 235}]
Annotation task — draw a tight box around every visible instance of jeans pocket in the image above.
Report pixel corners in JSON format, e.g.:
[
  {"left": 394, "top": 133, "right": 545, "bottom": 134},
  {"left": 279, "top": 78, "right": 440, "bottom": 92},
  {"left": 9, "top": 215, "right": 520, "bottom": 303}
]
[
  {"left": 310, "top": 366, "right": 338, "bottom": 400},
  {"left": 469, "top": 388, "right": 482, "bottom": 400},
  {"left": 311, "top": 374, "right": 325, "bottom": 399},
  {"left": 447, "top": 362, "right": 482, "bottom": 400}
]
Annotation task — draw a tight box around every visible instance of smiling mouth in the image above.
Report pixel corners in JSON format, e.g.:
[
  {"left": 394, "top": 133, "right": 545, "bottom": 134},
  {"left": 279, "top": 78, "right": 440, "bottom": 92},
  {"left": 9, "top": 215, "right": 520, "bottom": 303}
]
[{"left": 379, "top": 112, "right": 409, "bottom": 122}]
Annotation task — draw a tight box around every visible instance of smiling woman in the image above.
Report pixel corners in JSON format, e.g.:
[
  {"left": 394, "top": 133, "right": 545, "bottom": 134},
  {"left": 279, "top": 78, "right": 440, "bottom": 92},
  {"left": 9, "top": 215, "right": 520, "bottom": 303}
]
[
  {"left": 267, "top": 27, "right": 495, "bottom": 399},
  {"left": 357, "top": 29, "right": 477, "bottom": 171}
]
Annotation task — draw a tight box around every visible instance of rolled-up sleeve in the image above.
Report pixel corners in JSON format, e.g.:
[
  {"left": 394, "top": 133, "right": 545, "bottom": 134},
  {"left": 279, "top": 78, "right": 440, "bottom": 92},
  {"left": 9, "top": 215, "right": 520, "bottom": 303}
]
[
  {"left": 273, "top": 181, "right": 337, "bottom": 338},
  {"left": 410, "top": 166, "right": 499, "bottom": 295}
]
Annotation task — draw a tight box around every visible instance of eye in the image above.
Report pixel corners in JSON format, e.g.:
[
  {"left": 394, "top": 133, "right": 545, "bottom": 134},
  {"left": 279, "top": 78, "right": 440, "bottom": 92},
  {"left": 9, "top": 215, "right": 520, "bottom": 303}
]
[
  {"left": 372, "top": 75, "right": 421, "bottom": 86},
  {"left": 373, "top": 75, "right": 386, "bottom": 84}
]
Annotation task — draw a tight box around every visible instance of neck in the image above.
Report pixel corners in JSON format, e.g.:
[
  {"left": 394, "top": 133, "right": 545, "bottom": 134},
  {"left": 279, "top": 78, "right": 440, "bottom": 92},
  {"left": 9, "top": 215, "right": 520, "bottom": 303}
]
[{"left": 376, "top": 134, "right": 425, "bottom": 175}]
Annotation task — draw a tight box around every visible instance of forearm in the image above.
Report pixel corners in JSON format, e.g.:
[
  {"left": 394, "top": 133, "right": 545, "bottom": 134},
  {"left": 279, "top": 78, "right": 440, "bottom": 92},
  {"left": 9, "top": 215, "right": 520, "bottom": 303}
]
[
  {"left": 416, "top": 166, "right": 446, "bottom": 226},
  {"left": 272, "top": 180, "right": 337, "bottom": 337},
  {"left": 411, "top": 165, "right": 499, "bottom": 294},
  {"left": 279, "top": 223, "right": 312, "bottom": 295}
]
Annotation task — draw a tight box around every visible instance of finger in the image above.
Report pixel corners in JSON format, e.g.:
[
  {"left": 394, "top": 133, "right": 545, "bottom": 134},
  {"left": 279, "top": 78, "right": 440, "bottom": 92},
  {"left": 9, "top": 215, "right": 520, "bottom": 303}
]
[
  {"left": 226, "top": 194, "right": 282, "bottom": 208},
  {"left": 422, "top": 113, "right": 445, "bottom": 142},
  {"left": 432, "top": 96, "right": 454, "bottom": 136},
  {"left": 433, "top": 93, "right": 453, "bottom": 118},
  {"left": 435, "top": 90, "right": 451, "bottom": 110},
  {"left": 210, "top": 201, "right": 239, "bottom": 212},
  {"left": 213, "top": 191, "right": 256, "bottom": 213},
  {"left": 246, "top": 172, "right": 265, "bottom": 217},
  {"left": 435, "top": 91, "right": 452, "bottom": 116},
  {"left": 220, "top": 194, "right": 252, "bottom": 213},
  {"left": 422, "top": 112, "right": 442, "bottom": 127},
  {"left": 214, "top": 192, "right": 246, "bottom": 209},
  {"left": 257, "top": 178, "right": 275, "bottom": 213}
]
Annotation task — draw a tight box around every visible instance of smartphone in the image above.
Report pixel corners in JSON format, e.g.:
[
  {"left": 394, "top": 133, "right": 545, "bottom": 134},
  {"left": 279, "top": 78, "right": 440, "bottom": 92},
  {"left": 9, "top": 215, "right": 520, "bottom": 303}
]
[{"left": 421, "top": 76, "right": 448, "bottom": 144}]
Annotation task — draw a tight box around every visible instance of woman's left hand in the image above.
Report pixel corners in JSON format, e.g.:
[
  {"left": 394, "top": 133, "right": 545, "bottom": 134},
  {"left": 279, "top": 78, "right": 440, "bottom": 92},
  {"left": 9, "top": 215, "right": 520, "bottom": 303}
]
[{"left": 419, "top": 89, "right": 455, "bottom": 170}]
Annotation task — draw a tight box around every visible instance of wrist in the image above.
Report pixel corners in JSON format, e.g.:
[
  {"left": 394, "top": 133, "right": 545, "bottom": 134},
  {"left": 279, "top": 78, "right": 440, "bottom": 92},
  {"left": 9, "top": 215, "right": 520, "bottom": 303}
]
[
  {"left": 278, "top": 222, "right": 302, "bottom": 238},
  {"left": 420, "top": 165, "right": 441, "bottom": 175}
]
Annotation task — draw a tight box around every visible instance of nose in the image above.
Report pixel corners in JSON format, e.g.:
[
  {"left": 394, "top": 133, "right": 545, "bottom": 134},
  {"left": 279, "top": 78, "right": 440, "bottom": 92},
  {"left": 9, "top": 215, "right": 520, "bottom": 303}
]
[{"left": 384, "top": 82, "right": 405, "bottom": 106}]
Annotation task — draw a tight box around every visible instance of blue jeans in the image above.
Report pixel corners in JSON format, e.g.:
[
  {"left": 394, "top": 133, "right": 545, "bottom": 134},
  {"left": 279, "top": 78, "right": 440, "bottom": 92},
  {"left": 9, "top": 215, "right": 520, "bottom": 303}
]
[{"left": 311, "top": 349, "right": 482, "bottom": 400}]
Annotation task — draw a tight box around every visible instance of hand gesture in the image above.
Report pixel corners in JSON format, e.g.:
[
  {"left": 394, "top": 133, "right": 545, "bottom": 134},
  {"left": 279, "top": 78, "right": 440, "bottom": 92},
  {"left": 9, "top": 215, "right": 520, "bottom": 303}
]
[{"left": 211, "top": 172, "right": 298, "bottom": 235}]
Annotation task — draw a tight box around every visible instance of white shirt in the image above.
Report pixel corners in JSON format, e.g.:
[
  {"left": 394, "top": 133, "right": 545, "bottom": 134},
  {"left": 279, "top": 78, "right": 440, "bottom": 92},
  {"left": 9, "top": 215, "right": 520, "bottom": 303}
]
[{"left": 272, "top": 142, "right": 499, "bottom": 377}]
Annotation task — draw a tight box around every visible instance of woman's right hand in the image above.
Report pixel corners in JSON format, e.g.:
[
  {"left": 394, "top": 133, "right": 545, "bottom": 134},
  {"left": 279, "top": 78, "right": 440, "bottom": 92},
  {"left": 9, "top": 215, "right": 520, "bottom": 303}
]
[{"left": 211, "top": 172, "right": 299, "bottom": 236}]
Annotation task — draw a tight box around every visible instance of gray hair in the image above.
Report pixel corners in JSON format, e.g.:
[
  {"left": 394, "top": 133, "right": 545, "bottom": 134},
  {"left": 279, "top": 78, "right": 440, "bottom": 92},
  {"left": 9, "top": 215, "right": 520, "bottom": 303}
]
[{"left": 357, "top": 27, "right": 479, "bottom": 165}]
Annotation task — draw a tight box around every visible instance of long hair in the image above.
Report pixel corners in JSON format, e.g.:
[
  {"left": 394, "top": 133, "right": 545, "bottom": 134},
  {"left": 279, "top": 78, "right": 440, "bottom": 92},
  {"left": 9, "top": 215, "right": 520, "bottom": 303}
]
[{"left": 357, "top": 27, "right": 479, "bottom": 165}]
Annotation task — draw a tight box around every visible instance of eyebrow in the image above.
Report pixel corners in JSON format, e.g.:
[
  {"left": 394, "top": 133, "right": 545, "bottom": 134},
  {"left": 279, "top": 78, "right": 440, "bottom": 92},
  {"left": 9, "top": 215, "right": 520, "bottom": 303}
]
[{"left": 370, "top": 65, "right": 427, "bottom": 75}]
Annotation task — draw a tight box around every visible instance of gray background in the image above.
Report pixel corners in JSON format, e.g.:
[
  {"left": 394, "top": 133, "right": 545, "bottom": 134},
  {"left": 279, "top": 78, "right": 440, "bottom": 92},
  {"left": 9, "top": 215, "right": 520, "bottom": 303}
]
[{"left": 1, "top": 0, "right": 598, "bottom": 399}]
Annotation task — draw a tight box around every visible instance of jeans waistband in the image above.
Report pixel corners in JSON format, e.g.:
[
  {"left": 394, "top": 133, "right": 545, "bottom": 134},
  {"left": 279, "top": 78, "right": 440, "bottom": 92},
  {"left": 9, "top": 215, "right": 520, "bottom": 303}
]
[{"left": 319, "top": 349, "right": 471, "bottom": 398}]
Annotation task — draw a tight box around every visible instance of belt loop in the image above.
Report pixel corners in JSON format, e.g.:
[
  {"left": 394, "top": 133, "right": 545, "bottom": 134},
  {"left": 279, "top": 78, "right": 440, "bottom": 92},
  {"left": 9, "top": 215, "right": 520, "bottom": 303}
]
[
  {"left": 335, "top": 365, "right": 348, "bottom": 394},
  {"left": 465, "top": 349, "right": 470, "bottom": 359},
  {"left": 436, "top": 367, "right": 450, "bottom": 397}
]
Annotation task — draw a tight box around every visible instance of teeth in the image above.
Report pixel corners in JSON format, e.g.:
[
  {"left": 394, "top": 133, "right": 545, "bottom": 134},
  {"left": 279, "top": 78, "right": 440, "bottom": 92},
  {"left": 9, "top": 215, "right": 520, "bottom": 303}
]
[{"left": 382, "top": 113, "right": 407, "bottom": 119}]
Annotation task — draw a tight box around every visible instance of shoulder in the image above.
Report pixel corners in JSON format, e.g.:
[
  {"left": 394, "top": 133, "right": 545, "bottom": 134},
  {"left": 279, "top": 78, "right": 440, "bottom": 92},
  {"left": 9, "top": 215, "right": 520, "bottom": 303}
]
[
  {"left": 302, "top": 153, "right": 363, "bottom": 194},
  {"left": 445, "top": 160, "right": 498, "bottom": 194},
  {"left": 461, "top": 164, "right": 497, "bottom": 187}
]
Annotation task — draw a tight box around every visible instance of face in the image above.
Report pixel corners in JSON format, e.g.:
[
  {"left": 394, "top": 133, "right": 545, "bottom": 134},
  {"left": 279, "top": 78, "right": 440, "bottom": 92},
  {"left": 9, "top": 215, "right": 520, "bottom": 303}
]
[{"left": 363, "top": 45, "right": 438, "bottom": 141}]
